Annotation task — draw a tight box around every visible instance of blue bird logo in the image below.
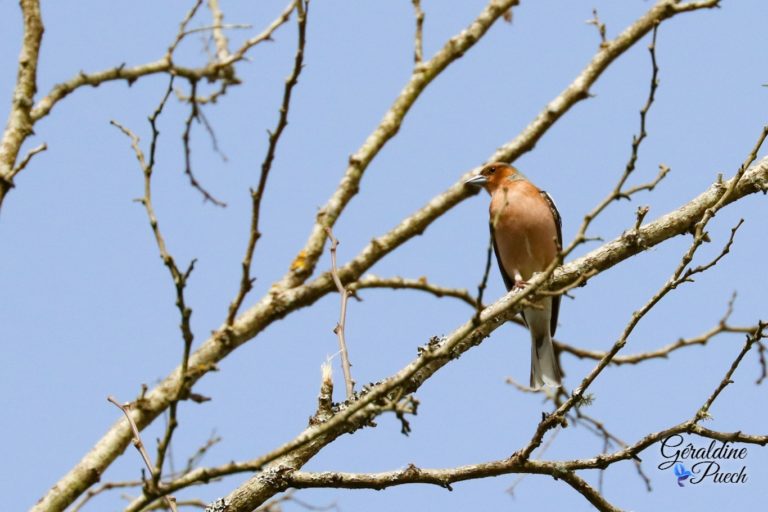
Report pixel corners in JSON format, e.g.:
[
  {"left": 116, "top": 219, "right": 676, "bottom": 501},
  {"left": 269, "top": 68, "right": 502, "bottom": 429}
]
[{"left": 673, "top": 463, "right": 693, "bottom": 487}]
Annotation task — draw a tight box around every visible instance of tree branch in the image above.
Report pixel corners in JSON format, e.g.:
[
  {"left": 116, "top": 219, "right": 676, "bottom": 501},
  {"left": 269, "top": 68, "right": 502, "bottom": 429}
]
[
  {"left": 350, "top": 274, "right": 480, "bottom": 309},
  {"left": 32, "top": 3, "right": 733, "bottom": 510},
  {"left": 557, "top": 295, "right": 757, "bottom": 366},
  {"left": 228, "top": 328, "right": 764, "bottom": 511},
  {"left": 279, "top": 0, "right": 521, "bottom": 288},
  {"left": 0, "top": 1, "right": 297, "bottom": 215},
  {"left": 110, "top": 80, "right": 201, "bottom": 503},
  {"left": 208, "top": 160, "right": 763, "bottom": 511},
  {"left": 0, "top": 0, "right": 44, "bottom": 209},
  {"left": 517, "top": 126, "right": 766, "bottom": 462},
  {"left": 227, "top": 0, "right": 308, "bottom": 325},
  {"left": 411, "top": 0, "right": 425, "bottom": 65},
  {"left": 181, "top": 80, "right": 227, "bottom": 206},
  {"left": 29, "top": 2, "right": 295, "bottom": 125},
  {"left": 325, "top": 227, "right": 355, "bottom": 398},
  {"left": 207, "top": 0, "right": 231, "bottom": 62},
  {"left": 107, "top": 396, "right": 179, "bottom": 512}
]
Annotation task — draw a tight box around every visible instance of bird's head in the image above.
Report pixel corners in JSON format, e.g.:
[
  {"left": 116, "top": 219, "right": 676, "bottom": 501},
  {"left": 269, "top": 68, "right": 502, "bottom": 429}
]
[{"left": 464, "top": 162, "right": 524, "bottom": 193}]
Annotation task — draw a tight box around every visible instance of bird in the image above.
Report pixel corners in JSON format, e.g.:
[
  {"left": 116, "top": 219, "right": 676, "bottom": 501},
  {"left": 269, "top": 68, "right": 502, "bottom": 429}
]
[{"left": 465, "top": 162, "right": 562, "bottom": 389}]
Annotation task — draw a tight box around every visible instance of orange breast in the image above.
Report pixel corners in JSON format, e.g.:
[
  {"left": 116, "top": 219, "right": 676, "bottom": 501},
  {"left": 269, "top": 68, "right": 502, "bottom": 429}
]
[{"left": 490, "top": 181, "right": 558, "bottom": 281}]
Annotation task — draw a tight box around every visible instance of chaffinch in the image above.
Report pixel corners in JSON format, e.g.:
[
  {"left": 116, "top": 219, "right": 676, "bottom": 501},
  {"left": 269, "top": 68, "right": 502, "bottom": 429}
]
[{"left": 466, "top": 162, "right": 562, "bottom": 389}]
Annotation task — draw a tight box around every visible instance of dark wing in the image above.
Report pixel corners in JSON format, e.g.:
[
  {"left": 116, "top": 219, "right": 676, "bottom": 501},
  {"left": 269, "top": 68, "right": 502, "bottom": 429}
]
[
  {"left": 540, "top": 190, "right": 562, "bottom": 336},
  {"left": 490, "top": 222, "right": 514, "bottom": 292}
]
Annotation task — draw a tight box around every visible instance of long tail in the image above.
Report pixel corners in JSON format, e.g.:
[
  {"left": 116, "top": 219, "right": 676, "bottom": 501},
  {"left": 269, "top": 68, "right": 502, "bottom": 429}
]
[{"left": 530, "top": 330, "right": 561, "bottom": 389}]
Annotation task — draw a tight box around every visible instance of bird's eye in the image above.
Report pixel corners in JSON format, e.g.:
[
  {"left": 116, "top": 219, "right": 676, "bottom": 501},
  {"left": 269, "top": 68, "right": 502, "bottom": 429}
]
[{"left": 488, "top": 167, "right": 496, "bottom": 174}]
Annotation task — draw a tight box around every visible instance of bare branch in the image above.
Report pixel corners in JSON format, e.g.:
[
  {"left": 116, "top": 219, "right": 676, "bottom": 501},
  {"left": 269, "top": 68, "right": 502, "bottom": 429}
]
[
  {"left": 107, "top": 396, "right": 179, "bottom": 512},
  {"left": 259, "top": 338, "right": 765, "bottom": 510},
  {"left": 557, "top": 471, "right": 622, "bottom": 512},
  {"left": 756, "top": 340, "right": 767, "bottom": 385},
  {"left": 176, "top": 81, "right": 231, "bottom": 105},
  {"left": 9, "top": 142, "right": 47, "bottom": 179},
  {"left": 569, "top": 25, "right": 663, "bottom": 251},
  {"left": 227, "top": 0, "right": 308, "bottom": 325},
  {"left": 505, "top": 376, "right": 541, "bottom": 394},
  {"left": 35, "top": 3, "right": 733, "bottom": 510},
  {"left": 168, "top": 431, "right": 223, "bottom": 480},
  {"left": 207, "top": 0, "right": 231, "bottom": 61},
  {"left": 351, "top": 274, "right": 480, "bottom": 309},
  {"left": 70, "top": 481, "right": 142, "bottom": 512},
  {"left": 0, "top": 0, "right": 44, "bottom": 209},
  {"left": 53, "top": 149, "right": 768, "bottom": 512},
  {"left": 411, "top": 0, "right": 425, "bottom": 64},
  {"left": 517, "top": 129, "right": 765, "bottom": 463},
  {"left": 560, "top": 322, "right": 758, "bottom": 365},
  {"left": 194, "top": 108, "right": 228, "bottom": 163},
  {"left": 473, "top": 232, "right": 495, "bottom": 322},
  {"left": 271, "top": 422, "right": 766, "bottom": 495},
  {"left": 325, "top": 227, "right": 355, "bottom": 398},
  {"left": 2, "top": 1, "right": 297, "bottom": 214},
  {"left": 178, "top": 23, "right": 252, "bottom": 40},
  {"left": 209, "top": 159, "right": 759, "bottom": 512},
  {"left": 696, "top": 323, "right": 767, "bottom": 421},
  {"left": 181, "top": 80, "right": 227, "bottom": 206},
  {"left": 166, "top": 0, "right": 205, "bottom": 58},
  {"left": 586, "top": 8, "right": 608, "bottom": 49},
  {"left": 572, "top": 411, "right": 652, "bottom": 492},
  {"left": 280, "top": 0, "right": 522, "bottom": 288},
  {"left": 313, "top": 0, "right": 715, "bottom": 308},
  {"left": 135, "top": 286, "right": 767, "bottom": 510},
  {"left": 28, "top": 1, "right": 296, "bottom": 124},
  {"left": 110, "top": 79, "right": 200, "bottom": 500}
]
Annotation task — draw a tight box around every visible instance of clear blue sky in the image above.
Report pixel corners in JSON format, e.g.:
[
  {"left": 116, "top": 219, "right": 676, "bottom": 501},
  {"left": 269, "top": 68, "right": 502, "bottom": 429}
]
[{"left": 1, "top": 1, "right": 766, "bottom": 511}]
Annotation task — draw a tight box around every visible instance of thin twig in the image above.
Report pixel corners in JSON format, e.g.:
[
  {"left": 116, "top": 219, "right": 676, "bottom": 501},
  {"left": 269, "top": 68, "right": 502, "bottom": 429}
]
[
  {"left": 108, "top": 396, "right": 179, "bottom": 512},
  {"left": 180, "top": 23, "right": 252, "bottom": 39},
  {"left": 30, "top": 1, "right": 296, "bottom": 124},
  {"left": 207, "top": 0, "right": 233, "bottom": 61},
  {"left": 586, "top": 8, "right": 608, "bottom": 48},
  {"left": 196, "top": 107, "right": 228, "bottom": 161},
  {"left": 148, "top": 499, "right": 207, "bottom": 510},
  {"left": 756, "top": 340, "right": 767, "bottom": 385},
  {"left": 182, "top": 80, "right": 227, "bottom": 206},
  {"left": 176, "top": 81, "right": 231, "bottom": 105},
  {"left": 227, "top": 0, "right": 308, "bottom": 325},
  {"left": 110, "top": 78, "right": 199, "bottom": 496},
  {"left": 568, "top": 25, "right": 663, "bottom": 253},
  {"left": 254, "top": 489, "right": 339, "bottom": 512},
  {"left": 325, "top": 227, "right": 355, "bottom": 398},
  {"left": 280, "top": 0, "right": 522, "bottom": 287},
  {"left": 696, "top": 323, "right": 767, "bottom": 421},
  {"left": 505, "top": 376, "right": 542, "bottom": 394},
  {"left": 182, "top": 432, "right": 223, "bottom": 476},
  {"left": 506, "top": 424, "right": 561, "bottom": 496},
  {"left": 411, "top": 0, "right": 425, "bottom": 64},
  {"left": 473, "top": 232, "right": 495, "bottom": 323},
  {"left": 70, "top": 480, "right": 142, "bottom": 512},
  {"left": 167, "top": 0, "right": 205, "bottom": 59},
  {"left": 557, "top": 295, "right": 755, "bottom": 365},
  {"left": 9, "top": 142, "right": 47, "bottom": 179},
  {"left": 558, "top": 471, "right": 621, "bottom": 512},
  {"left": 572, "top": 411, "right": 652, "bottom": 492},
  {"left": 351, "top": 274, "right": 480, "bottom": 309}
]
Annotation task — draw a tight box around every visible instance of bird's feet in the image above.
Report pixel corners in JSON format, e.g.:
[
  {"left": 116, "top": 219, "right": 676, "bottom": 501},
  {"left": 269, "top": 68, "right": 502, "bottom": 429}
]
[{"left": 513, "top": 279, "right": 528, "bottom": 290}]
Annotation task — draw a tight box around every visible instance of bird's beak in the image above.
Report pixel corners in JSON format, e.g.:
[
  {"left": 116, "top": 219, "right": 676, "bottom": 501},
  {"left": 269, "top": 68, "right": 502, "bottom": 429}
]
[{"left": 464, "top": 174, "right": 488, "bottom": 188}]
